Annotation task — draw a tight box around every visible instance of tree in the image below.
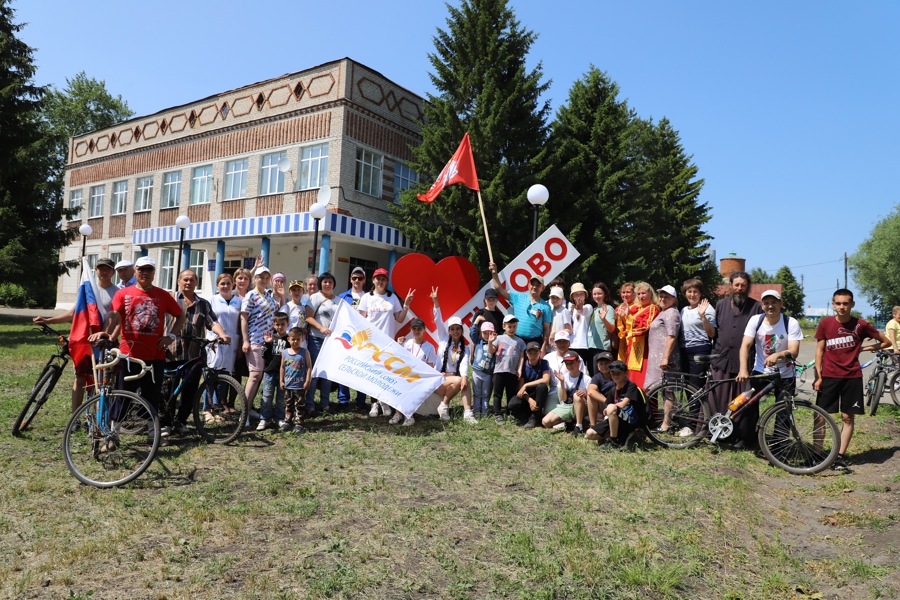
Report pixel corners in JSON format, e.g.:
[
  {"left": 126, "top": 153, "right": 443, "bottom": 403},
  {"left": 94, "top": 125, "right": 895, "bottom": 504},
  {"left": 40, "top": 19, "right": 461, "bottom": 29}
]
[
  {"left": 392, "top": 0, "right": 551, "bottom": 268},
  {"left": 774, "top": 265, "right": 804, "bottom": 318},
  {"left": 849, "top": 204, "right": 900, "bottom": 315},
  {"left": 750, "top": 268, "right": 775, "bottom": 284}
]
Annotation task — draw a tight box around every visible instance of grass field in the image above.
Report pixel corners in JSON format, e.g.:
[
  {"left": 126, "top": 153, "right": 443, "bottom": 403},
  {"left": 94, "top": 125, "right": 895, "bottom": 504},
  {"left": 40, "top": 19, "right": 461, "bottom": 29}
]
[{"left": 0, "top": 315, "right": 898, "bottom": 600}]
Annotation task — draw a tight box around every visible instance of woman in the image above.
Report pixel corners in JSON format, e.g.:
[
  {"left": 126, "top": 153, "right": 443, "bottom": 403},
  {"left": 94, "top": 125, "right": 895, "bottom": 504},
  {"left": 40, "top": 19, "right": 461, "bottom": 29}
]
[
  {"left": 616, "top": 282, "right": 637, "bottom": 363},
  {"left": 625, "top": 282, "right": 659, "bottom": 389},
  {"left": 886, "top": 306, "right": 900, "bottom": 353},
  {"left": 206, "top": 273, "right": 243, "bottom": 420},
  {"left": 568, "top": 282, "right": 594, "bottom": 371},
  {"left": 646, "top": 285, "right": 681, "bottom": 389},
  {"left": 358, "top": 268, "right": 413, "bottom": 417},
  {"left": 680, "top": 278, "right": 717, "bottom": 389},
  {"left": 240, "top": 267, "right": 278, "bottom": 416},
  {"left": 271, "top": 272, "right": 287, "bottom": 309},
  {"left": 232, "top": 267, "right": 254, "bottom": 385},
  {"left": 586, "top": 282, "right": 617, "bottom": 376},
  {"left": 305, "top": 272, "right": 339, "bottom": 416}
]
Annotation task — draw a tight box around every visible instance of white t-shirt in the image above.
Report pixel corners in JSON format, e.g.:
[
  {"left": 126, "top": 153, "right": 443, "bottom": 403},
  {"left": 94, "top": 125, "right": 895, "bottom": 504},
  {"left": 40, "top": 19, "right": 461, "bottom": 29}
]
[
  {"left": 569, "top": 304, "right": 593, "bottom": 349},
  {"left": 435, "top": 339, "right": 470, "bottom": 375},
  {"left": 307, "top": 292, "right": 338, "bottom": 339},
  {"left": 549, "top": 306, "right": 572, "bottom": 350},
  {"left": 559, "top": 370, "right": 588, "bottom": 403},
  {"left": 545, "top": 351, "right": 589, "bottom": 391},
  {"left": 358, "top": 292, "right": 403, "bottom": 338},
  {"left": 403, "top": 338, "right": 437, "bottom": 368},
  {"left": 743, "top": 314, "right": 803, "bottom": 378}
]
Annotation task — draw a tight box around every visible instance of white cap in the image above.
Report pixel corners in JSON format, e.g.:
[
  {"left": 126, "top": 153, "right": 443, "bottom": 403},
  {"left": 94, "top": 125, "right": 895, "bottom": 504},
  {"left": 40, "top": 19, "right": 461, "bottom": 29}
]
[
  {"left": 447, "top": 316, "right": 463, "bottom": 328},
  {"left": 135, "top": 256, "right": 156, "bottom": 268},
  {"left": 549, "top": 286, "right": 564, "bottom": 298},
  {"left": 256, "top": 267, "right": 271, "bottom": 276},
  {"left": 114, "top": 259, "right": 133, "bottom": 270},
  {"left": 503, "top": 314, "right": 519, "bottom": 324},
  {"left": 657, "top": 285, "right": 677, "bottom": 298},
  {"left": 554, "top": 330, "right": 571, "bottom": 342},
  {"left": 761, "top": 289, "right": 781, "bottom": 300}
]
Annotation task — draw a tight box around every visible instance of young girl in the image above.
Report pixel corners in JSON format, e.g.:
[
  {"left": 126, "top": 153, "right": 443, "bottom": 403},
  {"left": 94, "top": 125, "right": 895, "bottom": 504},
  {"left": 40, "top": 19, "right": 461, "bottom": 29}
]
[
  {"left": 470, "top": 322, "right": 497, "bottom": 417},
  {"left": 489, "top": 315, "right": 526, "bottom": 424},
  {"left": 569, "top": 282, "right": 593, "bottom": 370},
  {"left": 281, "top": 327, "right": 312, "bottom": 434},
  {"left": 396, "top": 318, "right": 436, "bottom": 426},
  {"left": 434, "top": 316, "right": 476, "bottom": 424},
  {"left": 548, "top": 287, "right": 572, "bottom": 352},
  {"left": 586, "top": 282, "right": 617, "bottom": 376}
]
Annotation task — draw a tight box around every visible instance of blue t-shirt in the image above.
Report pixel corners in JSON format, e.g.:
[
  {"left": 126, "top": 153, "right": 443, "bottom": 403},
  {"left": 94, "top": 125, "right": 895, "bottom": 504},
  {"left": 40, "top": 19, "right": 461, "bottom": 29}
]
[
  {"left": 282, "top": 349, "right": 307, "bottom": 390},
  {"left": 471, "top": 339, "right": 496, "bottom": 373},
  {"left": 509, "top": 290, "right": 551, "bottom": 339},
  {"left": 522, "top": 358, "right": 550, "bottom": 384}
]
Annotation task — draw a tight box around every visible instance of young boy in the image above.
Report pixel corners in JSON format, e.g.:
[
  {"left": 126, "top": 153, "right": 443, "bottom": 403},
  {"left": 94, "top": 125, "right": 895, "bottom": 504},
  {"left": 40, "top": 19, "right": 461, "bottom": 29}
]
[
  {"left": 394, "top": 318, "right": 437, "bottom": 426},
  {"left": 571, "top": 351, "right": 615, "bottom": 435},
  {"left": 471, "top": 322, "right": 497, "bottom": 417},
  {"left": 285, "top": 280, "right": 309, "bottom": 332},
  {"left": 258, "top": 312, "right": 290, "bottom": 431},
  {"left": 281, "top": 327, "right": 312, "bottom": 434},
  {"left": 489, "top": 314, "right": 526, "bottom": 424},
  {"left": 543, "top": 350, "right": 587, "bottom": 430},
  {"left": 585, "top": 360, "right": 646, "bottom": 447},
  {"left": 548, "top": 286, "right": 573, "bottom": 352},
  {"left": 514, "top": 341, "right": 551, "bottom": 428},
  {"left": 814, "top": 289, "right": 890, "bottom": 471}
]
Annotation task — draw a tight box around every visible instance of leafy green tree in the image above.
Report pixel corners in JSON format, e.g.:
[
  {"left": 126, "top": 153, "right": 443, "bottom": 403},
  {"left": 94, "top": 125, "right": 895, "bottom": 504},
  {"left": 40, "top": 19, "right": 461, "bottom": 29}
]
[
  {"left": 849, "top": 204, "right": 900, "bottom": 314},
  {"left": 392, "top": 0, "right": 551, "bottom": 267},
  {"left": 774, "top": 265, "right": 804, "bottom": 318},
  {"left": 750, "top": 267, "right": 775, "bottom": 284}
]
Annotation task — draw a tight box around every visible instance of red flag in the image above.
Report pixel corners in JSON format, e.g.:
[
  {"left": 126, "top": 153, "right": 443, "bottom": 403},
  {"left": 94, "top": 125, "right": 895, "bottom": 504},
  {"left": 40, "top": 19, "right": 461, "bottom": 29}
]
[{"left": 417, "top": 133, "right": 480, "bottom": 203}]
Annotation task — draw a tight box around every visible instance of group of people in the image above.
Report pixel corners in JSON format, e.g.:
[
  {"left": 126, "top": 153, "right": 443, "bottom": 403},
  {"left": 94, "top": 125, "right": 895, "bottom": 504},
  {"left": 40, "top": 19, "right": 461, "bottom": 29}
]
[{"left": 35, "top": 256, "right": 891, "bottom": 470}]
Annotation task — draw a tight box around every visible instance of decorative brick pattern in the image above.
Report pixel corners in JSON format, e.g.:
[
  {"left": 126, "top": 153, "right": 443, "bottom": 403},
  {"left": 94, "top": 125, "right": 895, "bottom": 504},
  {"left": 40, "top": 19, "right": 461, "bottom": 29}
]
[
  {"left": 256, "top": 196, "right": 284, "bottom": 216},
  {"left": 188, "top": 204, "right": 210, "bottom": 223},
  {"left": 294, "top": 190, "right": 318, "bottom": 213},
  {"left": 158, "top": 208, "right": 178, "bottom": 227},
  {"left": 221, "top": 199, "right": 245, "bottom": 220},
  {"left": 133, "top": 212, "right": 150, "bottom": 230},
  {"left": 109, "top": 215, "right": 126, "bottom": 238},
  {"left": 87, "top": 218, "right": 104, "bottom": 240},
  {"left": 345, "top": 111, "right": 416, "bottom": 161}
]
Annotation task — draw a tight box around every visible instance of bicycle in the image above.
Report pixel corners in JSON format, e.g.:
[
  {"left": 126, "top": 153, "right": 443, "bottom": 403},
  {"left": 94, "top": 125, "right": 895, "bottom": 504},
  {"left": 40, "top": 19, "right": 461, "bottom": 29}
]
[
  {"left": 863, "top": 350, "right": 899, "bottom": 416},
  {"left": 63, "top": 343, "right": 160, "bottom": 488},
  {"left": 795, "top": 360, "right": 817, "bottom": 387},
  {"left": 159, "top": 336, "right": 247, "bottom": 444},
  {"left": 12, "top": 324, "right": 71, "bottom": 436},
  {"left": 643, "top": 353, "right": 841, "bottom": 475}
]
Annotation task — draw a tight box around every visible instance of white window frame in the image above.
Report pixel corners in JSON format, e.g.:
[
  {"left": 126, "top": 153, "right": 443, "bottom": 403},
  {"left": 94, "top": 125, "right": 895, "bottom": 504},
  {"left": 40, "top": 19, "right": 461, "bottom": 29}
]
[
  {"left": 355, "top": 148, "right": 383, "bottom": 197},
  {"left": 298, "top": 143, "right": 329, "bottom": 190},
  {"left": 111, "top": 181, "right": 128, "bottom": 215},
  {"left": 135, "top": 176, "right": 153, "bottom": 212},
  {"left": 224, "top": 158, "right": 248, "bottom": 200},
  {"left": 89, "top": 185, "right": 105, "bottom": 218},
  {"left": 259, "top": 152, "right": 286, "bottom": 196},
  {"left": 191, "top": 166, "right": 213, "bottom": 205},
  {"left": 110, "top": 252, "right": 123, "bottom": 285},
  {"left": 86, "top": 254, "right": 98, "bottom": 270},
  {"left": 189, "top": 249, "right": 206, "bottom": 289},
  {"left": 162, "top": 172, "right": 181, "bottom": 208},
  {"left": 160, "top": 249, "right": 175, "bottom": 291},
  {"left": 393, "top": 162, "right": 418, "bottom": 204},
  {"left": 69, "top": 189, "right": 83, "bottom": 221}
]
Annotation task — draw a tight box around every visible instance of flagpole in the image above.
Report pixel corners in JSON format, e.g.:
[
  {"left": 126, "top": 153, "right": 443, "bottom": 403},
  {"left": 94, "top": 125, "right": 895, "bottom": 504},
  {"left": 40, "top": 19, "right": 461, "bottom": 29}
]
[{"left": 476, "top": 190, "right": 494, "bottom": 264}]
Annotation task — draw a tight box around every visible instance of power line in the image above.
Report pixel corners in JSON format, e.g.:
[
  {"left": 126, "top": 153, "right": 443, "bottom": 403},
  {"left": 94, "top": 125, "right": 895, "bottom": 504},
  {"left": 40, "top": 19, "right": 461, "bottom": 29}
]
[{"left": 759, "top": 256, "right": 844, "bottom": 272}]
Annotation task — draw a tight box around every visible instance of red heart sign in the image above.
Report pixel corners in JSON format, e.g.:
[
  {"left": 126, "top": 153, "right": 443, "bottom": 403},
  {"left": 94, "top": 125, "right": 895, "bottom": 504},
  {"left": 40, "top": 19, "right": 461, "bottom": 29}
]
[{"left": 391, "top": 254, "right": 481, "bottom": 332}]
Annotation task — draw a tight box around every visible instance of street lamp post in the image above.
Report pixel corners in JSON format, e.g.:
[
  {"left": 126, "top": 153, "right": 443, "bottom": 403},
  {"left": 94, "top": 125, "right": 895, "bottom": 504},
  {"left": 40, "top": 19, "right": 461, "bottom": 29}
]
[
  {"left": 78, "top": 223, "right": 93, "bottom": 275},
  {"left": 175, "top": 215, "right": 191, "bottom": 290},
  {"left": 310, "top": 186, "right": 330, "bottom": 276},
  {"left": 526, "top": 184, "right": 549, "bottom": 241}
]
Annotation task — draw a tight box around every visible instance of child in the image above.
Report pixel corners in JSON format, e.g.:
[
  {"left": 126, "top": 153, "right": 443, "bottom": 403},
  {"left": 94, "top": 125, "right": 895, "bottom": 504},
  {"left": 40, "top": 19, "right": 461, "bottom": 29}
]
[
  {"left": 543, "top": 350, "right": 587, "bottom": 430},
  {"left": 548, "top": 286, "right": 572, "bottom": 352},
  {"left": 489, "top": 314, "right": 526, "bottom": 424},
  {"left": 578, "top": 351, "right": 616, "bottom": 435},
  {"left": 281, "top": 327, "right": 312, "bottom": 434},
  {"left": 585, "top": 360, "right": 645, "bottom": 447},
  {"left": 285, "top": 280, "right": 309, "bottom": 332},
  {"left": 395, "top": 318, "right": 436, "bottom": 426},
  {"left": 258, "top": 312, "right": 289, "bottom": 431},
  {"left": 515, "top": 342, "right": 551, "bottom": 428},
  {"left": 471, "top": 322, "right": 497, "bottom": 417}
]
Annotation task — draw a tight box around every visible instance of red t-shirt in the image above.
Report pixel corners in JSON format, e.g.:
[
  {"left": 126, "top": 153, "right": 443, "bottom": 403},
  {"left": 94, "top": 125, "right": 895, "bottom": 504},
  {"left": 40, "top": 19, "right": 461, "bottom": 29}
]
[
  {"left": 814, "top": 316, "right": 880, "bottom": 379},
  {"left": 111, "top": 285, "right": 183, "bottom": 361}
]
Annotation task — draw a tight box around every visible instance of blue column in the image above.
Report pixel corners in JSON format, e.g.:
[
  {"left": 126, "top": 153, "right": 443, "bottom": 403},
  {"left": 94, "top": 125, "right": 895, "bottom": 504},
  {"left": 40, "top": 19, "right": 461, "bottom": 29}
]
[
  {"left": 215, "top": 240, "right": 225, "bottom": 280},
  {"left": 388, "top": 249, "right": 398, "bottom": 293},
  {"left": 318, "top": 234, "right": 331, "bottom": 275},
  {"left": 181, "top": 242, "right": 191, "bottom": 271},
  {"left": 261, "top": 236, "right": 270, "bottom": 267}
]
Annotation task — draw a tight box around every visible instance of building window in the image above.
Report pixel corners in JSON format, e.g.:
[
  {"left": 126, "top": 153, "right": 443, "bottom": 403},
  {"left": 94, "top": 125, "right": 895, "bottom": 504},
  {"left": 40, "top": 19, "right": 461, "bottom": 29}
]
[
  {"left": 259, "top": 152, "right": 286, "bottom": 196},
  {"left": 160, "top": 249, "right": 175, "bottom": 291},
  {"left": 190, "top": 250, "right": 206, "bottom": 289},
  {"left": 224, "top": 158, "right": 248, "bottom": 200},
  {"left": 135, "top": 176, "right": 153, "bottom": 212},
  {"left": 86, "top": 254, "right": 98, "bottom": 270},
  {"left": 191, "top": 165, "right": 213, "bottom": 205},
  {"left": 110, "top": 252, "right": 122, "bottom": 285},
  {"left": 89, "top": 185, "right": 105, "bottom": 218},
  {"left": 69, "top": 190, "right": 83, "bottom": 221},
  {"left": 111, "top": 181, "right": 128, "bottom": 215},
  {"left": 393, "top": 163, "right": 418, "bottom": 204},
  {"left": 299, "top": 143, "right": 328, "bottom": 190},
  {"left": 355, "top": 148, "right": 383, "bottom": 197},
  {"left": 162, "top": 172, "right": 181, "bottom": 208}
]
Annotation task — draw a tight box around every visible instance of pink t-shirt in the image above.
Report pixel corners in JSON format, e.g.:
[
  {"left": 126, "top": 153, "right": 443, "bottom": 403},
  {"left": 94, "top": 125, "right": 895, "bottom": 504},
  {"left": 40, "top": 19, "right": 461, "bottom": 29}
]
[{"left": 814, "top": 316, "right": 880, "bottom": 379}]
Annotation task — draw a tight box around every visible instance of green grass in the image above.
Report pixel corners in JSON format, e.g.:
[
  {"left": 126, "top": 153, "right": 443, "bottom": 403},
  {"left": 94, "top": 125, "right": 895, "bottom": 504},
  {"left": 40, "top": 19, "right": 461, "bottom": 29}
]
[{"left": 0, "top": 314, "right": 898, "bottom": 599}]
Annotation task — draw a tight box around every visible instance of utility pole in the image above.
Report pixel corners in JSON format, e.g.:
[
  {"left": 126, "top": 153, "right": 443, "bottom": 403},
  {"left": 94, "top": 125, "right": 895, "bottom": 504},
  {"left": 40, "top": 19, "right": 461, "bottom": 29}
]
[
  {"left": 801, "top": 274, "right": 804, "bottom": 290},
  {"left": 844, "top": 252, "right": 848, "bottom": 289}
]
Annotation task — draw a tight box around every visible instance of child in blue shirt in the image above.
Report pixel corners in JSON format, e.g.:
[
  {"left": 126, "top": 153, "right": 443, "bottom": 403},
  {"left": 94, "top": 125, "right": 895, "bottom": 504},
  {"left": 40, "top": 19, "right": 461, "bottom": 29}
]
[
  {"left": 281, "top": 327, "right": 311, "bottom": 434},
  {"left": 471, "top": 321, "right": 497, "bottom": 417}
]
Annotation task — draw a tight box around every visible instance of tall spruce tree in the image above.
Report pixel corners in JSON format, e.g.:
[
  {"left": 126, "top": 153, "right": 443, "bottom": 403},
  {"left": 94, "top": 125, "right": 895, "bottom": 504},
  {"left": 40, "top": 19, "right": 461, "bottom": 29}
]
[
  {"left": 392, "top": 0, "right": 551, "bottom": 267},
  {"left": 774, "top": 265, "right": 805, "bottom": 318}
]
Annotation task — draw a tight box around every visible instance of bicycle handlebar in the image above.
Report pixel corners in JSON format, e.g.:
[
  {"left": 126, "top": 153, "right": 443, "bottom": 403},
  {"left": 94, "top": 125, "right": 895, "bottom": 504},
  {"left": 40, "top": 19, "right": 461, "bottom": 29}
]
[{"left": 94, "top": 349, "right": 152, "bottom": 381}]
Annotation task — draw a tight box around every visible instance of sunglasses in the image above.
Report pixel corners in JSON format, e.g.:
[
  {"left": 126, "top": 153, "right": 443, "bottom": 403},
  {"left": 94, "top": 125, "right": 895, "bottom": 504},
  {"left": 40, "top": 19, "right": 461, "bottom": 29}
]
[
  {"left": 136, "top": 266, "right": 155, "bottom": 272},
  {"left": 351, "top": 276, "right": 364, "bottom": 281}
]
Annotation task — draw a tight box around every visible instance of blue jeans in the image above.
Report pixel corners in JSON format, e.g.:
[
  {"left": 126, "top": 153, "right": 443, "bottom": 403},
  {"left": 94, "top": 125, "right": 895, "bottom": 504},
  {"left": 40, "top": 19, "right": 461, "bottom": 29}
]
[
  {"left": 472, "top": 370, "right": 492, "bottom": 414},
  {"left": 305, "top": 336, "right": 331, "bottom": 412},
  {"left": 337, "top": 384, "right": 366, "bottom": 406},
  {"left": 260, "top": 372, "right": 286, "bottom": 422}
]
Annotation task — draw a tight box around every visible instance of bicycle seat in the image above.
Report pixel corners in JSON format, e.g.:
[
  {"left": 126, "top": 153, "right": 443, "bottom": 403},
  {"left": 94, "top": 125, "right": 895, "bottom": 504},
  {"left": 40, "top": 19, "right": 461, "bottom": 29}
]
[{"left": 693, "top": 354, "right": 723, "bottom": 364}]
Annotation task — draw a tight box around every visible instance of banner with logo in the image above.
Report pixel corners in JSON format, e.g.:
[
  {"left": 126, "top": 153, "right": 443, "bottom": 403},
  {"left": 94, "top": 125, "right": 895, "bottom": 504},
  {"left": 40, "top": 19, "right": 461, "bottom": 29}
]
[{"left": 312, "top": 301, "right": 444, "bottom": 416}]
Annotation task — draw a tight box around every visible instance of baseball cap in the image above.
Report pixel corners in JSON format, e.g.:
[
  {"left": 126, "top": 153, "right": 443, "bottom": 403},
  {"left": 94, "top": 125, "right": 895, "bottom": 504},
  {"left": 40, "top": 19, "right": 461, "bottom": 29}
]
[
  {"left": 256, "top": 266, "right": 271, "bottom": 276},
  {"left": 484, "top": 288, "right": 499, "bottom": 299},
  {"left": 288, "top": 279, "right": 304, "bottom": 290},
  {"left": 595, "top": 351, "right": 614, "bottom": 362},
  {"left": 525, "top": 341, "right": 541, "bottom": 352},
  {"left": 761, "top": 289, "right": 782, "bottom": 300},
  {"left": 96, "top": 258, "right": 115, "bottom": 269},
  {"left": 480, "top": 322, "right": 495, "bottom": 332},
  {"left": 114, "top": 259, "right": 133, "bottom": 270},
  {"left": 351, "top": 266, "right": 366, "bottom": 277},
  {"left": 135, "top": 256, "right": 156, "bottom": 269},
  {"left": 410, "top": 318, "right": 426, "bottom": 329},
  {"left": 503, "top": 314, "right": 518, "bottom": 324},
  {"left": 608, "top": 360, "right": 627, "bottom": 373},
  {"left": 554, "top": 330, "right": 570, "bottom": 342},
  {"left": 657, "top": 284, "right": 677, "bottom": 298},
  {"left": 373, "top": 268, "right": 389, "bottom": 278},
  {"left": 530, "top": 275, "right": 544, "bottom": 285},
  {"left": 447, "top": 316, "right": 463, "bottom": 328},
  {"left": 563, "top": 350, "right": 579, "bottom": 362},
  {"left": 549, "top": 286, "right": 564, "bottom": 299}
]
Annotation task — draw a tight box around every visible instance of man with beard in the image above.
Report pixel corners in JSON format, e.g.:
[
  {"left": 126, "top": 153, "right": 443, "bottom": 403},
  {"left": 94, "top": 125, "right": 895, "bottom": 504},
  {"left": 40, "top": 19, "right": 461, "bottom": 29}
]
[{"left": 710, "top": 271, "right": 762, "bottom": 446}]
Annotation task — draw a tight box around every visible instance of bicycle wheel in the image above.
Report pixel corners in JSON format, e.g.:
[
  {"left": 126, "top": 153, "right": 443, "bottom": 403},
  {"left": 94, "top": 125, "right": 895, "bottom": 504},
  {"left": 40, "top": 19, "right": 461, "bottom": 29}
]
[
  {"left": 798, "top": 365, "right": 817, "bottom": 388},
  {"left": 192, "top": 373, "right": 248, "bottom": 444},
  {"left": 757, "top": 401, "right": 839, "bottom": 475},
  {"left": 643, "top": 380, "right": 709, "bottom": 449},
  {"left": 889, "top": 370, "right": 900, "bottom": 406},
  {"left": 12, "top": 364, "right": 63, "bottom": 436},
  {"left": 868, "top": 371, "right": 887, "bottom": 416},
  {"left": 63, "top": 390, "right": 160, "bottom": 488}
]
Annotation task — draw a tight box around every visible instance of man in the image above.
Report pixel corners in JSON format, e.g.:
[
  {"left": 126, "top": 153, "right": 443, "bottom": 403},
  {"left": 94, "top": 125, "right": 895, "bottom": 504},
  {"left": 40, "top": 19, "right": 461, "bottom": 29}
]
[
  {"left": 736, "top": 290, "right": 803, "bottom": 449},
  {"left": 93, "top": 256, "right": 186, "bottom": 436},
  {"left": 33, "top": 258, "right": 120, "bottom": 411},
  {"left": 813, "top": 289, "right": 890, "bottom": 471},
  {"left": 115, "top": 259, "right": 136, "bottom": 288},
  {"left": 337, "top": 267, "right": 368, "bottom": 410},
  {"left": 710, "top": 271, "right": 762, "bottom": 433},
  {"left": 488, "top": 262, "right": 551, "bottom": 353}
]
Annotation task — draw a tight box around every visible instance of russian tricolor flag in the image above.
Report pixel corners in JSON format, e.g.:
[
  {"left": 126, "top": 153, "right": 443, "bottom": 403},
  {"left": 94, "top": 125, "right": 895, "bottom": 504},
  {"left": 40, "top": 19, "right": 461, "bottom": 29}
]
[{"left": 70, "top": 258, "right": 102, "bottom": 376}]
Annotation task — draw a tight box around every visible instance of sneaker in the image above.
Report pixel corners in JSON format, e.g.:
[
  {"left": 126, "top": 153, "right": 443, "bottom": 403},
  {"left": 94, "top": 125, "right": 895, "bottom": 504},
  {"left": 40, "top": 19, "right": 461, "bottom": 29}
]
[
  {"left": 278, "top": 420, "right": 290, "bottom": 432},
  {"left": 292, "top": 424, "right": 305, "bottom": 435},
  {"left": 494, "top": 414, "right": 505, "bottom": 425},
  {"left": 256, "top": 419, "right": 268, "bottom": 432},
  {"left": 677, "top": 426, "right": 694, "bottom": 438},
  {"left": 523, "top": 414, "right": 538, "bottom": 430},
  {"left": 379, "top": 402, "right": 393, "bottom": 418},
  {"left": 249, "top": 408, "right": 260, "bottom": 419},
  {"left": 389, "top": 413, "right": 403, "bottom": 425},
  {"left": 402, "top": 416, "right": 415, "bottom": 426},
  {"left": 159, "top": 426, "right": 171, "bottom": 438},
  {"left": 832, "top": 455, "right": 850, "bottom": 472},
  {"left": 569, "top": 424, "right": 583, "bottom": 436},
  {"left": 437, "top": 403, "right": 451, "bottom": 421},
  {"left": 368, "top": 403, "right": 380, "bottom": 418},
  {"left": 173, "top": 421, "right": 192, "bottom": 435},
  {"left": 464, "top": 413, "right": 478, "bottom": 425}
]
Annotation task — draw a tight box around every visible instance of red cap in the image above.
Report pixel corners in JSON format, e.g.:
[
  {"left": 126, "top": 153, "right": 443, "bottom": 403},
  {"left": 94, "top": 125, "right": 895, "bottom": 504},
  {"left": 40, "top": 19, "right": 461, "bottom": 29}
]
[{"left": 373, "top": 268, "right": 389, "bottom": 278}]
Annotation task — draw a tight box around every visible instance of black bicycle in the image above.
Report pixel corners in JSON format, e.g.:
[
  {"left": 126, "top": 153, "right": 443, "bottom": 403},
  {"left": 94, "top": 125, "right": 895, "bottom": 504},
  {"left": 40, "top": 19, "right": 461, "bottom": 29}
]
[
  {"left": 12, "top": 324, "right": 71, "bottom": 436},
  {"left": 863, "top": 350, "right": 898, "bottom": 416}
]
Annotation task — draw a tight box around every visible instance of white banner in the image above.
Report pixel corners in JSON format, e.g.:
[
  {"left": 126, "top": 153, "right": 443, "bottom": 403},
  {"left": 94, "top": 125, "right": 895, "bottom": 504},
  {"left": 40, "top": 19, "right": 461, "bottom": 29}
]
[{"left": 312, "top": 302, "right": 444, "bottom": 416}]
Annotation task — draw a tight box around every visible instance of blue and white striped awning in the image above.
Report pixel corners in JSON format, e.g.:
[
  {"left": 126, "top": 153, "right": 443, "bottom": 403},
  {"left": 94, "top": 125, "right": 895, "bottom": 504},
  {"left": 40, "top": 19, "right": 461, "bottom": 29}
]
[{"left": 132, "top": 211, "right": 413, "bottom": 250}]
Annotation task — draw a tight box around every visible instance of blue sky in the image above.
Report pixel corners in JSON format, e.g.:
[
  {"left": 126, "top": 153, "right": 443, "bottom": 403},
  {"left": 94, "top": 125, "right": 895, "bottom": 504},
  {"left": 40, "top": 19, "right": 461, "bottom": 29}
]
[{"left": 17, "top": 0, "right": 899, "bottom": 316}]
